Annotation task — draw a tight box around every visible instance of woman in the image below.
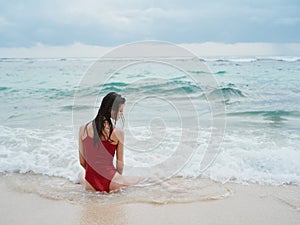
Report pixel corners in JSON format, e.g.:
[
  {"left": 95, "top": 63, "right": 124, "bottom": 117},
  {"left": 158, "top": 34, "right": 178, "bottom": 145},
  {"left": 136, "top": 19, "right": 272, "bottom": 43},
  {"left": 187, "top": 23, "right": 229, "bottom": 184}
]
[{"left": 78, "top": 92, "right": 140, "bottom": 193}]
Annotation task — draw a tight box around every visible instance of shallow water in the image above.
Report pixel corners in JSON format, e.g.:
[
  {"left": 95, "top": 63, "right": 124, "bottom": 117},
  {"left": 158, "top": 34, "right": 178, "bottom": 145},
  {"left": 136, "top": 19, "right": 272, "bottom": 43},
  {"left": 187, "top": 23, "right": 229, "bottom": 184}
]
[
  {"left": 2, "top": 173, "right": 233, "bottom": 205},
  {"left": 0, "top": 57, "right": 300, "bottom": 190}
]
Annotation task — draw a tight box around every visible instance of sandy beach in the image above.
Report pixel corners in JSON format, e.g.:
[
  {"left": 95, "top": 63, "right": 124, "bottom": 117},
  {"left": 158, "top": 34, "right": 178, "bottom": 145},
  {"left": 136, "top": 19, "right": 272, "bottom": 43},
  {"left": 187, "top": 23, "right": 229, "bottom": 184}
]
[
  {"left": 1, "top": 1, "right": 300, "bottom": 225},
  {"left": 1, "top": 174, "right": 299, "bottom": 225}
]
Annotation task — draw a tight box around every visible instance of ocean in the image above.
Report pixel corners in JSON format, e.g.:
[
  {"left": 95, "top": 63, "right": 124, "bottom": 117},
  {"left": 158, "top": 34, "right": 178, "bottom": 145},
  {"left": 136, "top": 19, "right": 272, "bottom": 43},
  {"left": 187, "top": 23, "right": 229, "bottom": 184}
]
[{"left": 0, "top": 56, "right": 300, "bottom": 204}]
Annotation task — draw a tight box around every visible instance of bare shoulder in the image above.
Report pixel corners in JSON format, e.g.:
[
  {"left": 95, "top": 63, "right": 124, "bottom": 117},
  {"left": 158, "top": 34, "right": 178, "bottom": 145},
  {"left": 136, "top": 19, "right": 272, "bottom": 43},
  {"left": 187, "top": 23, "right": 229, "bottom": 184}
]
[
  {"left": 113, "top": 127, "right": 124, "bottom": 136},
  {"left": 79, "top": 125, "right": 85, "bottom": 139},
  {"left": 79, "top": 125, "right": 86, "bottom": 134},
  {"left": 79, "top": 123, "right": 92, "bottom": 139},
  {"left": 112, "top": 127, "right": 124, "bottom": 141}
]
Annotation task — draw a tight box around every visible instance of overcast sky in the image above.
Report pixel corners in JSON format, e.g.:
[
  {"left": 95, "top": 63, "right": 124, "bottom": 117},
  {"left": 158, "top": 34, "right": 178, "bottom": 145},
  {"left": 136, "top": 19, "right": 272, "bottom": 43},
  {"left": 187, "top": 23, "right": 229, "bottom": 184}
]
[{"left": 0, "top": 0, "right": 300, "bottom": 48}]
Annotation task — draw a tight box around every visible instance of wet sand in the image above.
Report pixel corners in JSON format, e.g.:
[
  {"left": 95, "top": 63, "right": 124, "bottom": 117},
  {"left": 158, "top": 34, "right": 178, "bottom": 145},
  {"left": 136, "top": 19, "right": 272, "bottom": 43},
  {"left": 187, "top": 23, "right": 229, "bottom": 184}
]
[{"left": 1, "top": 175, "right": 299, "bottom": 225}]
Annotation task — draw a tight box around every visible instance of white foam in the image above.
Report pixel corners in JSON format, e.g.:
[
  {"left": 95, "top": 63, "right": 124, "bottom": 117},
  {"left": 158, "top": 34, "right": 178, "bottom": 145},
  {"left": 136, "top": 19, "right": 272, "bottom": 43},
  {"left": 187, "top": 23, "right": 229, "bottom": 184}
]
[
  {"left": 0, "top": 125, "right": 80, "bottom": 181},
  {"left": 1, "top": 125, "right": 300, "bottom": 185},
  {"left": 186, "top": 128, "right": 300, "bottom": 185}
]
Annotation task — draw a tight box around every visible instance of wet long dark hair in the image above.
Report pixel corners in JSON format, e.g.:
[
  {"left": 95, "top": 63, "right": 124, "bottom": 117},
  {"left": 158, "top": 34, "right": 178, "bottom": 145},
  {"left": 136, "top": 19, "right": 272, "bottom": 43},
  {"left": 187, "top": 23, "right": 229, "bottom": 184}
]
[{"left": 92, "top": 92, "right": 125, "bottom": 147}]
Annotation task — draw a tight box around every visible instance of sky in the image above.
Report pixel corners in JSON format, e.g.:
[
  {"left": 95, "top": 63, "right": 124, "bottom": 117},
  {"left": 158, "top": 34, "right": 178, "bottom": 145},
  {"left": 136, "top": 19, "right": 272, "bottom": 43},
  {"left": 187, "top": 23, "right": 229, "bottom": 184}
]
[{"left": 0, "top": 0, "right": 300, "bottom": 56}]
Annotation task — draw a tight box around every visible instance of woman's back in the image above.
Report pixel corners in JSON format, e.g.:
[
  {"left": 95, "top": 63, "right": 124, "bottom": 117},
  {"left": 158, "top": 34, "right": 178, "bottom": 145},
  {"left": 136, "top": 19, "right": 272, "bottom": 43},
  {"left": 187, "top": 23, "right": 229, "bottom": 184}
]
[
  {"left": 82, "top": 123, "right": 117, "bottom": 192},
  {"left": 78, "top": 92, "right": 141, "bottom": 193}
]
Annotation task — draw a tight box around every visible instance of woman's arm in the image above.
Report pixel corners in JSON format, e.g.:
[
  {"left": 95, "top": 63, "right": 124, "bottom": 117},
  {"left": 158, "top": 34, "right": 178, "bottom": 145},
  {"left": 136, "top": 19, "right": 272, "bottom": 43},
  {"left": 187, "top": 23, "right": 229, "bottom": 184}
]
[
  {"left": 115, "top": 128, "right": 124, "bottom": 175},
  {"left": 78, "top": 126, "right": 86, "bottom": 169}
]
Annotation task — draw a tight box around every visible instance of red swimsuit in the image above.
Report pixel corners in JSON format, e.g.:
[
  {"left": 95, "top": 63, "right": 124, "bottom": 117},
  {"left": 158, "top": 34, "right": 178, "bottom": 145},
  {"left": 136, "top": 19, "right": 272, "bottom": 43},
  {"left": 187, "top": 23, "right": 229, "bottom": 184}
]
[{"left": 82, "top": 125, "right": 117, "bottom": 193}]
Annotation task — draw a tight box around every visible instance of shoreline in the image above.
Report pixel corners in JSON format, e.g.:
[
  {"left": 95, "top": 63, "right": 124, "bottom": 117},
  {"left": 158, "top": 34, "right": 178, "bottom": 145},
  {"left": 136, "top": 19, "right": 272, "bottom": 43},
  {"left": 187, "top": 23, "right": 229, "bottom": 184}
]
[{"left": 1, "top": 173, "right": 300, "bottom": 225}]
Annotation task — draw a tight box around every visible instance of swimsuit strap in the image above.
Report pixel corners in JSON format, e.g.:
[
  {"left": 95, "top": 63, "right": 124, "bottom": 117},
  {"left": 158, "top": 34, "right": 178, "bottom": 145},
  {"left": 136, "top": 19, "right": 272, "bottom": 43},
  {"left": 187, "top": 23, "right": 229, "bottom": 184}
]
[{"left": 84, "top": 123, "right": 90, "bottom": 137}]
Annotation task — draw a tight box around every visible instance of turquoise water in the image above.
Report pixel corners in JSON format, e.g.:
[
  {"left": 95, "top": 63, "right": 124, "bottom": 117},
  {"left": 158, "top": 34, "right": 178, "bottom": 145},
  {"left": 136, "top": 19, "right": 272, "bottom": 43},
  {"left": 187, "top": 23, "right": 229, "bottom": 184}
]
[{"left": 0, "top": 57, "right": 300, "bottom": 186}]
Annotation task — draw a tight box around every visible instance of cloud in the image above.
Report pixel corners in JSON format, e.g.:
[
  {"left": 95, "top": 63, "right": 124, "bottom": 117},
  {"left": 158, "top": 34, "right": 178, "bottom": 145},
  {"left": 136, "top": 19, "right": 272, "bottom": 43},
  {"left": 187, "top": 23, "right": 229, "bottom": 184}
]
[
  {"left": 181, "top": 42, "right": 300, "bottom": 57},
  {"left": 275, "top": 17, "right": 300, "bottom": 25},
  {"left": 0, "top": 42, "right": 109, "bottom": 58},
  {"left": 0, "top": 16, "right": 12, "bottom": 27},
  {"left": 0, "top": 0, "right": 299, "bottom": 47}
]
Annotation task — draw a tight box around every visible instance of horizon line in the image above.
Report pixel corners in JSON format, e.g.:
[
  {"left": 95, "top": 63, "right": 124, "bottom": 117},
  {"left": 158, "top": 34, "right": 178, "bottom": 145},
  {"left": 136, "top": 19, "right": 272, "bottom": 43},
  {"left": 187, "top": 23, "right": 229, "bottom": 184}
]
[{"left": 1, "top": 41, "right": 300, "bottom": 58}]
